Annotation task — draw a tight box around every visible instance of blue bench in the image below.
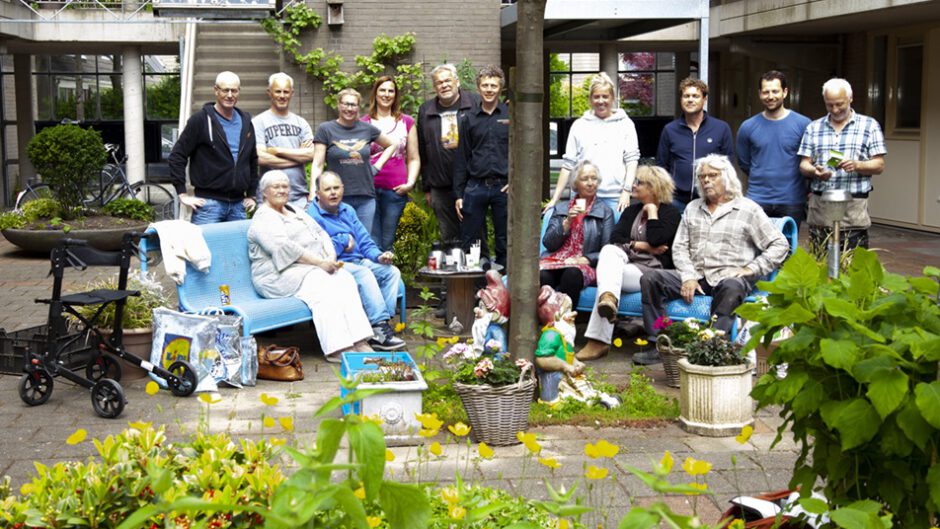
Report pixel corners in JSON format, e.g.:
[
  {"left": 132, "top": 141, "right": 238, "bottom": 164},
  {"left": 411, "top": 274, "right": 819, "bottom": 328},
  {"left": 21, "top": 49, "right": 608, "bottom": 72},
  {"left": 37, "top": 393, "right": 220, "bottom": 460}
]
[
  {"left": 538, "top": 212, "right": 798, "bottom": 338},
  {"left": 140, "top": 220, "right": 406, "bottom": 337}
]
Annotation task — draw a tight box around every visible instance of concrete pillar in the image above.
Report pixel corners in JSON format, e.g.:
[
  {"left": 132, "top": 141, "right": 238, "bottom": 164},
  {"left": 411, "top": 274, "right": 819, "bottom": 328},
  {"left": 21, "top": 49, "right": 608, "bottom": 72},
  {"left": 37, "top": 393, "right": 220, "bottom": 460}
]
[
  {"left": 599, "top": 43, "right": 619, "bottom": 100},
  {"left": 13, "top": 54, "right": 35, "bottom": 186},
  {"left": 698, "top": 15, "right": 710, "bottom": 109},
  {"left": 122, "top": 46, "right": 145, "bottom": 185}
]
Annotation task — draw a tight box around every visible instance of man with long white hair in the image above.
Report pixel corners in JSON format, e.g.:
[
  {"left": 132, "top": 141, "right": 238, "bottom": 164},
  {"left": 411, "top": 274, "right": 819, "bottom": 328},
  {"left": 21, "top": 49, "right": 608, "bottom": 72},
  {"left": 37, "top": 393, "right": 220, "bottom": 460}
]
[{"left": 634, "top": 154, "right": 789, "bottom": 365}]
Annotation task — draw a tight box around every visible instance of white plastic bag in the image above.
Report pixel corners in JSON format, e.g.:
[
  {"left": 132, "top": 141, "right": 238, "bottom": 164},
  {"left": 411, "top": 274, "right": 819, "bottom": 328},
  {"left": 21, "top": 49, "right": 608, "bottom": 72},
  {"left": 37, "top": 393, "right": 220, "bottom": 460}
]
[{"left": 150, "top": 308, "right": 218, "bottom": 392}]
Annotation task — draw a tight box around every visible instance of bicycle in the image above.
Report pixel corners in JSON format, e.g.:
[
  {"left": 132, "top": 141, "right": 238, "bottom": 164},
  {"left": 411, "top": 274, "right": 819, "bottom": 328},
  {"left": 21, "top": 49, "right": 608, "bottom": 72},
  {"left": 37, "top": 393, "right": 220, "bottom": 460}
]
[{"left": 15, "top": 144, "right": 179, "bottom": 221}]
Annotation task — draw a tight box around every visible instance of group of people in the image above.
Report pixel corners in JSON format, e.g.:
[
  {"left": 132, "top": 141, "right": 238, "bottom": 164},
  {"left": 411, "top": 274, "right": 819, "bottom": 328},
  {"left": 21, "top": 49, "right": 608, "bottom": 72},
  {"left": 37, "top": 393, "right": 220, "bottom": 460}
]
[
  {"left": 167, "top": 63, "right": 886, "bottom": 366},
  {"left": 539, "top": 71, "right": 885, "bottom": 365}
]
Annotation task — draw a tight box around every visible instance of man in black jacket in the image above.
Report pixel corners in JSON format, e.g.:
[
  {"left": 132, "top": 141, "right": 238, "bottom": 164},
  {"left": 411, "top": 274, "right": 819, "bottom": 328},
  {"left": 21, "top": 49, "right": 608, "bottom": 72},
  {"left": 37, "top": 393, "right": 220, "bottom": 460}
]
[{"left": 169, "top": 71, "right": 259, "bottom": 224}]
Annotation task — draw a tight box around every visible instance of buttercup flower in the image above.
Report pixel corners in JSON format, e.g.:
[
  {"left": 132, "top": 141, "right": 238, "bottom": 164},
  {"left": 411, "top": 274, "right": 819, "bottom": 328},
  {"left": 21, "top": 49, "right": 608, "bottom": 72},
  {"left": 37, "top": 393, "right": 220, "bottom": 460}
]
[
  {"left": 279, "top": 416, "right": 294, "bottom": 432},
  {"left": 354, "top": 484, "right": 366, "bottom": 500},
  {"left": 585, "top": 465, "right": 608, "bottom": 480},
  {"left": 448, "top": 505, "right": 467, "bottom": 520},
  {"left": 385, "top": 449, "right": 395, "bottom": 462},
  {"left": 585, "top": 443, "right": 599, "bottom": 459},
  {"left": 595, "top": 439, "right": 619, "bottom": 458},
  {"left": 362, "top": 414, "right": 383, "bottom": 426},
  {"left": 613, "top": 338, "right": 623, "bottom": 347},
  {"left": 735, "top": 425, "right": 754, "bottom": 445},
  {"left": 145, "top": 381, "right": 160, "bottom": 396},
  {"left": 682, "top": 457, "right": 712, "bottom": 477},
  {"left": 394, "top": 322, "right": 406, "bottom": 333},
  {"left": 415, "top": 412, "right": 444, "bottom": 431},
  {"left": 367, "top": 516, "right": 382, "bottom": 528},
  {"left": 538, "top": 457, "right": 561, "bottom": 469},
  {"left": 659, "top": 451, "right": 674, "bottom": 474},
  {"left": 263, "top": 417, "right": 276, "bottom": 428},
  {"left": 448, "top": 422, "right": 471, "bottom": 437},
  {"left": 478, "top": 442, "right": 494, "bottom": 459},
  {"left": 688, "top": 481, "right": 708, "bottom": 491},
  {"left": 259, "top": 393, "right": 279, "bottom": 406},
  {"left": 429, "top": 441, "right": 443, "bottom": 456},
  {"left": 198, "top": 393, "right": 221, "bottom": 404},
  {"left": 66, "top": 429, "right": 87, "bottom": 445},
  {"left": 418, "top": 428, "right": 439, "bottom": 438},
  {"left": 517, "top": 431, "right": 542, "bottom": 454},
  {"left": 440, "top": 486, "right": 460, "bottom": 504},
  {"left": 633, "top": 338, "right": 647, "bottom": 346}
]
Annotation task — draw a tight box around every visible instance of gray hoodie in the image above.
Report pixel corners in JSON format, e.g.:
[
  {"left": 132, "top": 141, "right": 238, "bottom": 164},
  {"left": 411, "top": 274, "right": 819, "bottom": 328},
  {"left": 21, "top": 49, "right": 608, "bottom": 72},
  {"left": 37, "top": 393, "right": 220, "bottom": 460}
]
[{"left": 561, "top": 108, "right": 640, "bottom": 200}]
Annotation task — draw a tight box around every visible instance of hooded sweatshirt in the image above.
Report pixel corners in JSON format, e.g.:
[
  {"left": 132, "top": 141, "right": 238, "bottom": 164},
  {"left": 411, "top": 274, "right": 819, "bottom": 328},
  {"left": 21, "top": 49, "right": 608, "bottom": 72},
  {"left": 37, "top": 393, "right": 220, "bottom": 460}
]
[{"left": 560, "top": 108, "right": 640, "bottom": 200}]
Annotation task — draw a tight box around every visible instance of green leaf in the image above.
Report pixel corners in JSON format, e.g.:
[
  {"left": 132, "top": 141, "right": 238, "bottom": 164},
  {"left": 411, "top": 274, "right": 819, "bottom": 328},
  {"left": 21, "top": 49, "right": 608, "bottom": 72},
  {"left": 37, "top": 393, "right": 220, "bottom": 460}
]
[
  {"left": 911, "top": 336, "right": 940, "bottom": 361},
  {"left": 822, "top": 398, "right": 881, "bottom": 450},
  {"left": 761, "top": 302, "right": 817, "bottom": 328},
  {"left": 116, "top": 504, "right": 162, "bottom": 529},
  {"left": 847, "top": 264, "right": 876, "bottom": 302},
  {"left": 848, "top": 247, "right": 884, "bottom": 287},
  {"left": 927, "top": 464, "right": 940, "bottom": 512},
  {"left": 821, "top": 338, "right": 860, "bottom": 370},
  {"left": 347, "top": 421, "right": 386, "bottom": 499},
  {"left": 915, "top": 381, "right": 940, "bottom": 428},
  {"left": 909, "top": 276, "right": 939, "bottom": 296},
  {"left": 331, "top": 486, "right": 369, "bottom": 529},
  {"left": 314, "top": 418, "right": 345, "bottom": 465},
  {"left": 878, "top": 417, "right": 913, "bottom": 457},
  {"left": 798, "top": 497, "right": 828, "bottom": 514},
  {"left": 867, "top": 369, "right": 908, "bottom": 419},
  {"left": 772, "top": 247, "right": 822, "bottom": 291},
  {"left": 379, "top": 480, "right": 430, "bottom": 529},
  {"left": 792, "top": 378, "right": 826, "bottom": 417},
  {"left": 924, "top": 266, "right": 940, "bottom": 278},
  {"left": 896, "top": 399, "right": 932, "bottom": 450},
  {"left": 829, "top": 507, "right": 878, "bottom": 529},
  {"left": 617, "top": 508, "right": 660, "bottom": 529},
  {"left": 823, "top": 297, "right": 862, "bottom": 322},
  {"left": 852, "top": 355, "right": 896, "bottom": 382}
]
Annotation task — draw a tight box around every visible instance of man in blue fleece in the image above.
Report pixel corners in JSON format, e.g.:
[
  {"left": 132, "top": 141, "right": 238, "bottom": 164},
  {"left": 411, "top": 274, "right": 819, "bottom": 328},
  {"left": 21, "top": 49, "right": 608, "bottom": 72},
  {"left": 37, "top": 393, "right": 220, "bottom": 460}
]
[{"left": 307, "top": 171, "right": 405, "bottom": 351}]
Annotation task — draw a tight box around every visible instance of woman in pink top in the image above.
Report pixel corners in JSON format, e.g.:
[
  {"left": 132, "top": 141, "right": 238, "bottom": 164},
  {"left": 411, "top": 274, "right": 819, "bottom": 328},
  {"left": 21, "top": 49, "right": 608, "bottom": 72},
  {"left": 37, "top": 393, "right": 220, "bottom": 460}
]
[{"left": 362, "top": 76, "right": 421, "bottom": 251}]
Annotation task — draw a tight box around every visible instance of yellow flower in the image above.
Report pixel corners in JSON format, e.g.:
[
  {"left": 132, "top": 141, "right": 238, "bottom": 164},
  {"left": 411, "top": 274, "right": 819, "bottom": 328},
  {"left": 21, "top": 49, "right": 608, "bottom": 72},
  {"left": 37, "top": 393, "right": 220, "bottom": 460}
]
[
  {"left": 198, "top": 393, "right": 221, "bottom": 404},
  {"left": 634, "top": 338, "right": 649, "bottom": 346},
  {"left": 449, "top": 336, "right": 460, "bottom": 344},
  {"left": 659, "top": 451, "right": 674, "bottom": 474},
  {"left": 448, "top": 505, "right": 467, "bottom": 520},
  {"left": 363, "top": 414, "right": 384, "bottom": 426},
  {"left": 585, "top": 465, "right": 608, "bottom": 480},
  {"left": 436, "top": 337, "right": 448, "bottom": 347},
  {"left": 268, "top": 437, "right": 286, "bottom": 447},
  {"left": 613, "top": 338, "right": 623, "bottom": 348},
  {"left": 440, "top": 486, "right": 460, "bottom": 504},
  {"left": 66, "top": 429, "right": 87, "bottom": 445},
  {"left": 394, "top": 322, "right": 406, "bottom": 333},
  {"left": 557, "top": 519, "right": 570, "bottom": 529},
  {"left": 478, "top": 442, "right": 494, "bottom": 459},
  {"left": 517, "top": 431, "right": 536, "bottom": 444},
  {"left": 429, "top": 441, "right": 443, "bottom": 456},
  {"left": 584, "top": 443, "right": 599, "bottom": 459},
  {"left": 127, "top": 421, "right": 151, "bottom": 431},
  {"left": 263, "top": 417, "right": 276, "bottom": 428},
  {"left": 279, "top": 416, "right": 294, "bottom": 432},
  {"left": 687, "top": 481, "right": 708, "bottom": 492},
  {"left": 367, "top": 516, "right": 382, "bottom": 528},
  {"left": 682, "top": 457, "right": 712, "bottom": 477},
  {"left": 524, "top": 439, "right": 542, "bottom": 455},
  {"left": 538, "top": 457, "right": 561, "bottom": 469},
  {"left": 448, "top": 422, "right": 471, "bottom": 437},
  {"left": 728, "top": 520, "right": 745, "bottom": 529},
  {"left": 415, "top": 412, "right": 443, "bottom": 431},
  {"left": 418, "top": 428, "right": 439, "bottom": 438},
  {"left": 595, "top": 439, "right": 619, "bottom": 458},
  {"left": 354, "top": 485, "right": 366, "bottom": 500},
  {"left": 385, "top": 449, "right": 396, "bottom": 462},
  {"left": 260, "top": 393, "right": 279, "bottom": 406},
  {"left": 735, "top": 425, "right": 754, "bottom": 445},
  {"left": 145, "top": 381, "right": 160, "bottom": 396}
]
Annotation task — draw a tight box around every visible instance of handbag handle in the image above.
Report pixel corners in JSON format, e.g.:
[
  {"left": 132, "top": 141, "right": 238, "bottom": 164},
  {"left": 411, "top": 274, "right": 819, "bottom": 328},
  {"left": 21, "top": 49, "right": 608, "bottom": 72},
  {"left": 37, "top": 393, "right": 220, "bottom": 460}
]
[{"left": 261, "top": 345, "right": 301, "bottom": 367}]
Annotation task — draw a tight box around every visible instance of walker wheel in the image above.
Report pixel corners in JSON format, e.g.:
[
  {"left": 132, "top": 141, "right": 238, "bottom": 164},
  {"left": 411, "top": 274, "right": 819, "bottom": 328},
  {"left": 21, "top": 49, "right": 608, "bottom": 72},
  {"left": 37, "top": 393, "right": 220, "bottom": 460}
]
[
  {"left": 19, "top": 369, "right": 53, "bottom": 406},
  {"left": 167, "top": 360, "right": 197, "bottom": 397},
  {"left": 91, "top": 379, "right": 125, "bottom": 419},
  {"left": 86, "top": 354, "right": 122, "bottom": 383}
]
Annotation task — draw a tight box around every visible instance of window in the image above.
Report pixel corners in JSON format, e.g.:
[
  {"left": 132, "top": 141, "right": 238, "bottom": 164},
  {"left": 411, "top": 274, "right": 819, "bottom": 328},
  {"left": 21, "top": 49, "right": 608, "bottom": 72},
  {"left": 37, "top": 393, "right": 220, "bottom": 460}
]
[
  {"left": 618, "top": 52, "right": 676, "bottom": 117},
  {"left": 548, "top": 52, "right": 599, "bottom": 119},
  {"left": 895, "top": 44, "right": 922, "bottom": 130}
]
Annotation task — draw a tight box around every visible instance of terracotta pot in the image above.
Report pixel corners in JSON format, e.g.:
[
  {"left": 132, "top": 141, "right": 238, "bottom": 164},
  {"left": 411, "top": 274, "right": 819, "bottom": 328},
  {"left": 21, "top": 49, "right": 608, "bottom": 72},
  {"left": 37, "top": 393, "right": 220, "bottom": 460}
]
[
  {"left": 678, "top": 358, "right": 754, "bottom": 437},
  {"left": 98, "top": 327, "right": 153, "bottom": 380}
]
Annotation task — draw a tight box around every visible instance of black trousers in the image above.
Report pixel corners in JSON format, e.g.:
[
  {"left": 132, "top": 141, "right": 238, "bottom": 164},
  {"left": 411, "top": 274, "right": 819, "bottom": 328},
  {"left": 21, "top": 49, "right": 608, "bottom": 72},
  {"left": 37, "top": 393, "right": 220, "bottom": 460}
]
[
  {"left": 640, "top": 269, "right": 755, "bottom": 335},
  {"left": 539, "top": 267, "right": 584, "bottom": 308}
]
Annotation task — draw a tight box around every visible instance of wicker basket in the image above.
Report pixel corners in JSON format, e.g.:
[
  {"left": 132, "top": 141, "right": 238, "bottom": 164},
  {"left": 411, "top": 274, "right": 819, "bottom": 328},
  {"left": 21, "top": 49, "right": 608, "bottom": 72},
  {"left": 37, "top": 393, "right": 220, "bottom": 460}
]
[
  {"left": 453, "top": 367, "right": 536, "bottom": 446},
  {"left": 656, "top": 335, "right": 687, "bottom": 388}
]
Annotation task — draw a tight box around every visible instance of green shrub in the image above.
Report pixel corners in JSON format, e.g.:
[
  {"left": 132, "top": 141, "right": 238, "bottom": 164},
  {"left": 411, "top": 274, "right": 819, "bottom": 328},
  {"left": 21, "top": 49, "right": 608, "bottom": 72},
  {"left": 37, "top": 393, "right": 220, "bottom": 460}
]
[
  {"left": 103, "top": 198, "right": 155, "bottom": 222},
  {"left": 70, "top": 271, "right": 168, "bottom": 329},
  {"left": 685, "top": 334, "right": 745, "bottom": 367},
  {"left": 26, "top": 124, "right": 107, "bottom": 219},
  {"left": 0, "top": 211, "right": 26, "bottom": 230},
  {"left": 20, "top": 197, "right": 62, "bottom": 221},
  {"left": 393, "top": 200, "right": 436, "bottom": 284}
]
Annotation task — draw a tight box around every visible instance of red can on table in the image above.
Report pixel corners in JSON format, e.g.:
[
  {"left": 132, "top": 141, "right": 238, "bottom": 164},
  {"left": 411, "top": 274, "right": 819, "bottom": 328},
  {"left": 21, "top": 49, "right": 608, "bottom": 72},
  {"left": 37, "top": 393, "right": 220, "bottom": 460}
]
[{"left": 428, "top": 255, "right": 438, "bottom": 270}]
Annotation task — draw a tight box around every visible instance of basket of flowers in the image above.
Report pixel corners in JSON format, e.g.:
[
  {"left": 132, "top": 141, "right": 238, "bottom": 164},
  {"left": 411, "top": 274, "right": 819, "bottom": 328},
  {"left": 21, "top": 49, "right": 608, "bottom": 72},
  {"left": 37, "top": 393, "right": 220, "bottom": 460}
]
[
  {"left": 445, "top": 340, "right": 536, "bottom": 446},
  {"left": 654, "top": 316, "right": 711, "bottom": 388}
]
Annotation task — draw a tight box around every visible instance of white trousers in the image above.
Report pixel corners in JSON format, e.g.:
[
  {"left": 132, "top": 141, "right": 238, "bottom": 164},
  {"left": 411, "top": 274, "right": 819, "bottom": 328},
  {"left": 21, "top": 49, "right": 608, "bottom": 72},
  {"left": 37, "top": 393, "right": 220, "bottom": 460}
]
[
  {"left": 584, "top": 244, "right": 645, "bottom": 344},
  {"left": 294, "top": 267, "right": 374, "bottom": 356}
]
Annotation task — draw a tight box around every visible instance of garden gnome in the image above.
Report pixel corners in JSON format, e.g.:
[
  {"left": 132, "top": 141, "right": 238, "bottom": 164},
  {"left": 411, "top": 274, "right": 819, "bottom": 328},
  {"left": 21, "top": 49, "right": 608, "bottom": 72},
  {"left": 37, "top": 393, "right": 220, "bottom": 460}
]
[
  {"left": 471, "top": 269, "right": 510, "bottom": 354},
  {"left": 535, "top": 286, "right": 620, "bottom": 408}
]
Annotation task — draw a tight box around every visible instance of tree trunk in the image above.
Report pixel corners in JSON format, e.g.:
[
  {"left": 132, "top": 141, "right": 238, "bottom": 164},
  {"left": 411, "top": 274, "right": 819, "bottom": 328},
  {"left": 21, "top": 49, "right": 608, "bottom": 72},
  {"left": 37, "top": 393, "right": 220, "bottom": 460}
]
[{"left": 508, "top": 0, "right": 546, "bottom": 362}]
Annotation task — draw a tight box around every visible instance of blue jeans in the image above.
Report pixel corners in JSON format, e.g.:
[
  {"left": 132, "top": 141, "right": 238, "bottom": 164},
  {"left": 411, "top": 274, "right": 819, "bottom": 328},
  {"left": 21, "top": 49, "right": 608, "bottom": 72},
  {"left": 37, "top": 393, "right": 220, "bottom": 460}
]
[
  {"left": 191, "top": 198, "right": 246, "bottom": 225},
  {"left": 460, "top": 180, "right": 508, "bottom": 267},
  {"left": 758, "top": 202, "right": 806, "bottom": 226},
  {"left": 373, "top": 188, "right": 409, "bottom": 252},
  {"left": 343, "top": 259, "right": 401, "bottom": 325},
  {"left": 343, "top": 195, "right": 377, "bottom": 236}
]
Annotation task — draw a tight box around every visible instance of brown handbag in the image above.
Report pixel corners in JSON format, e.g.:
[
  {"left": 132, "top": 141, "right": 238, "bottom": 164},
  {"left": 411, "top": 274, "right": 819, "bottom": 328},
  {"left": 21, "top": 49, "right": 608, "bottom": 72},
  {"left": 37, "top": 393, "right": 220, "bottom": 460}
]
[{"left": 257, "top": 345, "right": 304, "bottom": 381}]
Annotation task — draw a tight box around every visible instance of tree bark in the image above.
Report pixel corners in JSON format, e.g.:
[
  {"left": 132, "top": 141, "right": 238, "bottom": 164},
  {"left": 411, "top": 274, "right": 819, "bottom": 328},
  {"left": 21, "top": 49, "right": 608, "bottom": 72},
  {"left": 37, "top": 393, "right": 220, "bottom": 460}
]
[{"left": 508, "top": 0, "right": 546, "bottom": 361}]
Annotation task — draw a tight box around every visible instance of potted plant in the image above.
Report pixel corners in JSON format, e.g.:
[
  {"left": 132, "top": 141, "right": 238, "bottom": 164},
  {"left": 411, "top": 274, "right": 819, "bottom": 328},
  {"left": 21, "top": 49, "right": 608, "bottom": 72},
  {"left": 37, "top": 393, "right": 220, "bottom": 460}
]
[
  {"left": 653, "top": 316, "right": 711, "bottom": 388},
  {"left": 677, "top": 330, "right": 754, "bottom": 437},
  {"left": 0, "top": 124, "right": 154, "bottom": 253},
  {"left": 340, "top": 351, "right": 428, "bottom": 436},
  {"left": 444, "top": 341, "right": 536, "bottom": 446},
  {"left": 70, "top": 270, "right": 169, "bottom": 379}
]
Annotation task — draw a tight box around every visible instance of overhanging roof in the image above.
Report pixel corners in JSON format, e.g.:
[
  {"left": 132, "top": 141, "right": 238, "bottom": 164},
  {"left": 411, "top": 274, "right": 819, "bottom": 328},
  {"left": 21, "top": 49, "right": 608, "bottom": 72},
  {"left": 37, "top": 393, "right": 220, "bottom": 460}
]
[{"left": 500, "top": 0, "right": 709, "bottom": 45}]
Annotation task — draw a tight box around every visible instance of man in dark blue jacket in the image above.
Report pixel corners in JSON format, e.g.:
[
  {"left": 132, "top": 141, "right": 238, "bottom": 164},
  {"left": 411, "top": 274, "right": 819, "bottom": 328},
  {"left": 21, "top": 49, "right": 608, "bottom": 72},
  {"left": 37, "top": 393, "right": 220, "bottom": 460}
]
[
  {"left": 169, "top": 71, "right": 258, "bottom": 224},
  {"left": 656, "top": 78, "right": 733, "bottom": 211}
]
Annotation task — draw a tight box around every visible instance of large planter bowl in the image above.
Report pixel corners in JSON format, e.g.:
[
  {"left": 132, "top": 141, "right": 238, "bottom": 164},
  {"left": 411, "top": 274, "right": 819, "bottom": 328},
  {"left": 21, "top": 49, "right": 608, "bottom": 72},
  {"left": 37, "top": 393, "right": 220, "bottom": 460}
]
[
  {"left": 2, "top": 223, "right": 149, "bottom": 253},
  {"left": 98, "top": 327, "right": 154, "bottom": 380},
  {"left": 678, "top": 358, "right": 754, "bottom": 437}
]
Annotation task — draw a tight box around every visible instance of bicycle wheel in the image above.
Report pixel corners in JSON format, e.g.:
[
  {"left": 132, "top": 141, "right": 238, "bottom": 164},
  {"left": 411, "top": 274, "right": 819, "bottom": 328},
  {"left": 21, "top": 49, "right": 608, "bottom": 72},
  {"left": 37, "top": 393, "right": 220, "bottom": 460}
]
[
  {"left": 131, "top": 182, "right": 178, "bottom": 221},
  {"left": 15, "top": 184, "right": 53, "bottom": 211}
]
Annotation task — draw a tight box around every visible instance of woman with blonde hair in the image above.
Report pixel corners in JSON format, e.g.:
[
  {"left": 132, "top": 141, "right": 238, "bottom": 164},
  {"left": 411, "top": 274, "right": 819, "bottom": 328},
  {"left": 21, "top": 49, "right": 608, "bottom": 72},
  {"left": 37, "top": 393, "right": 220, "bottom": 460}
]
[
  {"left": 545, "top": 72, "right": 640, "bottom": 213},
  {"left": 576, "top": 164, "right": 681, "bottom": 361}
]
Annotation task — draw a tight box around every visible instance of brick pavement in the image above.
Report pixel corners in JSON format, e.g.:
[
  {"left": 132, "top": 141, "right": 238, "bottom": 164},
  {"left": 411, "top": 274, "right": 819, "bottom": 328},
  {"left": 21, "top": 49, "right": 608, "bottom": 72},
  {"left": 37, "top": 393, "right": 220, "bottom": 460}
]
[{"left": 0, "top": 224, "right": 936, "bottom": 523}]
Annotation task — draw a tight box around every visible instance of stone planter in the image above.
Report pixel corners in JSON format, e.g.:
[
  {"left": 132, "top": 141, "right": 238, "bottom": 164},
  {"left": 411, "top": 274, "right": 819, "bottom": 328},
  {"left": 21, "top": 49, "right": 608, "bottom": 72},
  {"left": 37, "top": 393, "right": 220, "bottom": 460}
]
[
  {"left": 2, "top": 223, "right": 149, "bottom": 253},
  {"left": 678, "top": 358, "right": 754, "bottom": 437}
]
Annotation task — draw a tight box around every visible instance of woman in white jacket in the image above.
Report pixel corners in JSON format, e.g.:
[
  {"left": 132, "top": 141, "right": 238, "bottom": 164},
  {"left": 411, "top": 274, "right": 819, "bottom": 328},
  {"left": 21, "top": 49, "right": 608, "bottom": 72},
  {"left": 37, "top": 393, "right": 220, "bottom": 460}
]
[{"left": 545, "top": 73, "right": 640, "bottom": 213}]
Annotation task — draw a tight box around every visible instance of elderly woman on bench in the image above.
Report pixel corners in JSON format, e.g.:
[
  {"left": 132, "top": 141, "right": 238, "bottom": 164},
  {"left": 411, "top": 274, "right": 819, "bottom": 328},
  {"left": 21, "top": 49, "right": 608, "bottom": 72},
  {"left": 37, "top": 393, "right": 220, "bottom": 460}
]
[{"left": 248, "top": 170, "right": 374, "bottom": 362}]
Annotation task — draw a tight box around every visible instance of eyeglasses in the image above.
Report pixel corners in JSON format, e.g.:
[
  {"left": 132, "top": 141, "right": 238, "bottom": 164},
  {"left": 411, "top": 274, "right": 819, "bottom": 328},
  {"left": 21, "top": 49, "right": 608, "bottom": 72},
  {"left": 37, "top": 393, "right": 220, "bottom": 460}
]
[
  {"left": 215, "top": 87, "right": 239, "bottom": 95},
  {"left": 697, "top": 172, "right": 721, "bottom": 181}
]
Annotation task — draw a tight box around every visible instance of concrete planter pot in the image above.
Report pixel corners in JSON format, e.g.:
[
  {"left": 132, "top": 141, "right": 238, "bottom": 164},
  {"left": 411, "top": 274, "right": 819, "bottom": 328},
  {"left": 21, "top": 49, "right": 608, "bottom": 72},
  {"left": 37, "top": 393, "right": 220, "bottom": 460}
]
[
  {"left": 678, "top": 358, "right": 754, "bottom": 437},
  {"left": 98, "top": 327, "right": 154, "bottom": 380},
  {"left": 2, "top": 223, "right": 148, "bottom": 253}
]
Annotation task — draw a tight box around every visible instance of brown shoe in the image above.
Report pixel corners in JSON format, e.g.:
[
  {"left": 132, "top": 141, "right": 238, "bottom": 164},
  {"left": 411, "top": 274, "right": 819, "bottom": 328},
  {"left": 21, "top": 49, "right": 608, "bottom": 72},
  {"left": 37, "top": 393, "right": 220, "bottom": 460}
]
[
  {"left": 596, "top": 291, "right": 619, "bottom": 324},
  {"left": 575, "top": 339, "right": 609, "bottom": 361}
]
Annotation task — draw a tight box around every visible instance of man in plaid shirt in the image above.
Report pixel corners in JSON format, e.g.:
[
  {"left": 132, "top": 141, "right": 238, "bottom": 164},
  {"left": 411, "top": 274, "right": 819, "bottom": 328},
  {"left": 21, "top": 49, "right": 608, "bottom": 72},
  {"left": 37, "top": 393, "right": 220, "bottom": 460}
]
[
  {"left": 634, "top": 154, "right": 789, "bottom": 365},
  {"left": 799, "top": 78, "right": 886, "bottom": 250}
]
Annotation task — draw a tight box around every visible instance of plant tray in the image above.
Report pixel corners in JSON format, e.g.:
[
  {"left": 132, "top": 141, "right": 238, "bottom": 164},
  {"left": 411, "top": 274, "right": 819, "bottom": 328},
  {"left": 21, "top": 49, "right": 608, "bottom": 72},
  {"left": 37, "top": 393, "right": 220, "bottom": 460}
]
[
  {"left": 0, "top": 324, "right": 94, "bottom": 375},
  {"left": 340, "top": 352, "right": 427, "bottom": 434}
]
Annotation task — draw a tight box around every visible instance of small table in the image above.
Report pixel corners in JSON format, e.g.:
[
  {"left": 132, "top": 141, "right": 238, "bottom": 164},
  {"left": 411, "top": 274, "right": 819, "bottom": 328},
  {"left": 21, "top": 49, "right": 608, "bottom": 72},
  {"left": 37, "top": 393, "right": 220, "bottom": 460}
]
[{"left": 418, "top": 267, "right": 486, "bottom": 335}]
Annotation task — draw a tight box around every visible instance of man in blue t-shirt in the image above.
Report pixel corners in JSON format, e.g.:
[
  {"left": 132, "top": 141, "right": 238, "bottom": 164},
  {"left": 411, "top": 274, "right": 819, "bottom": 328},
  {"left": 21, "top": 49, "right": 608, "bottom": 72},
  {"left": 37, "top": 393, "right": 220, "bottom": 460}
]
[{"left": 736, "top": 70, "right": 812, "bottom": 225}]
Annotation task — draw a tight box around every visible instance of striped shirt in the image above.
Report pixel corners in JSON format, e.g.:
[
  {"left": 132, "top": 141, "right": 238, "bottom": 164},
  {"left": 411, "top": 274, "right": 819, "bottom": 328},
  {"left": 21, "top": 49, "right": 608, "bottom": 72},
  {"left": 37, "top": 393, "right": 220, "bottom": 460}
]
[
  {"left": 798, "top": 111, "right": 887, "bottom": 194},
  {"left": 673, "top": 196, "right": 789, "bottom": 286}
]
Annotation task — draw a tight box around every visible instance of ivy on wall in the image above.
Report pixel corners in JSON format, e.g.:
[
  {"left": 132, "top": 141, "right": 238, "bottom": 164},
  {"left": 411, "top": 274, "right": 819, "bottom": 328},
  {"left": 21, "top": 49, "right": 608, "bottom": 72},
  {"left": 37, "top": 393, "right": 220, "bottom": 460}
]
[{"left": 261, "top": 3, "right": 425, "bottom": 114}]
